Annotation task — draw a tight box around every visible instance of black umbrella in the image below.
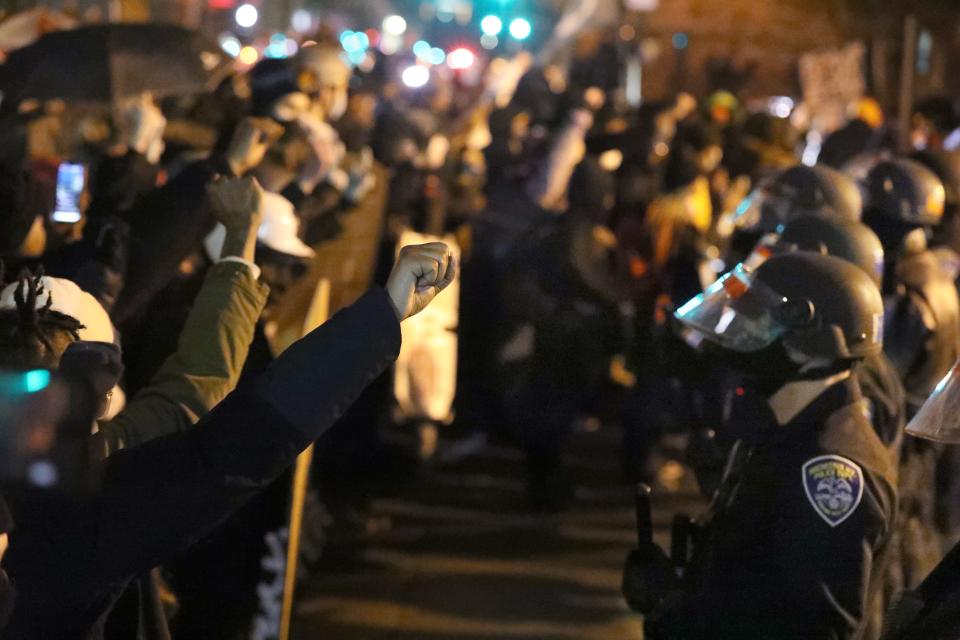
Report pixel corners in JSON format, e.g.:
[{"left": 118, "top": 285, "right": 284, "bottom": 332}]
[{"left": 0, "top": 23, "right": 230, "bottom": 105}]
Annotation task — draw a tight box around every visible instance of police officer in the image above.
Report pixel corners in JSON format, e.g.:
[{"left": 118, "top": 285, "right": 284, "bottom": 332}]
[
  {"left": 778, "top": 216, "right": 908, "bottom": 632},
  {"left": 912, "top": 150, "right": 960, "bottom": 283},
  {"left": 867, "top": 157, "right": 960, "bottom": 561},
  {"left": 777, "top": 215, "right": 905, "bottom": 452},
  {"left": 882, "top": 358, "right": 960, "bottom": 640},
  {"left": 723, "top": 163, "right": 862, "bottom": 260},
  {"left": 622, "top": 252, "right": 897, "bottom": 640},
  {"left": 862, "top": 158, "right": 957, "bottom": 405}
]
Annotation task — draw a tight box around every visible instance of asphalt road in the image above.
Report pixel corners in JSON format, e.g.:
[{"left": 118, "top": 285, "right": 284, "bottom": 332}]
[{"left": 294, "top": 426, "right": 705, "bottom": 640}]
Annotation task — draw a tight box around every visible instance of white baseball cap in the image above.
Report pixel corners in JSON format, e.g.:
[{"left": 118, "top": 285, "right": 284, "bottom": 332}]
[{"left": 203, "top": 191, "right": 315, "bottom": 262}]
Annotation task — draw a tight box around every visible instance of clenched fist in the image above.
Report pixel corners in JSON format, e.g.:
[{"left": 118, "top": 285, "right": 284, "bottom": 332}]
[
  {"left": 207, "top": 175, "right": 265, "bottom": 262},
  {"left": 385, "top": 243, "right": 457, "bottom": 321}
]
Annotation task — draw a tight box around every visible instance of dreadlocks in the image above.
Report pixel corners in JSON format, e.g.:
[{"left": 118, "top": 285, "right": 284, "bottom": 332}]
[{"left": 0, "top": 266, "right": 84, "bottom": 369}]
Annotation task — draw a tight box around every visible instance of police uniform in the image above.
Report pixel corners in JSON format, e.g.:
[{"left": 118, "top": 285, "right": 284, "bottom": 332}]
[
  {"left": 883, "top": 247, "right": 960, "bottom": 415},
  {"left": 648, "top": 376, "right": 897, "bottom": 640},
  {"left": 857, "top": 351, "right": 906, "bottom": 454},
  {"left": 883, "top": 246, "right": 960, "bottom": 551}
]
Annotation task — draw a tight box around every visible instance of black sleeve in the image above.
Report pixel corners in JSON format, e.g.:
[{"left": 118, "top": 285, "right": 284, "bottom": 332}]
[
  {"left": 6, "top": 289, "right": 400, "bottom": 631},
  {"left": 96, "top": 288, "right": 400, "bottom": 580}
]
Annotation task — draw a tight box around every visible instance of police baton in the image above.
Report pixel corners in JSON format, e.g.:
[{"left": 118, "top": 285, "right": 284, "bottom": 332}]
[{"left": 635, "top": 482, "right": 653, "bottom": 547}]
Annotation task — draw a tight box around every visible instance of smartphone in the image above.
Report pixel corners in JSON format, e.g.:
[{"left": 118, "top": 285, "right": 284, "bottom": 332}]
[{"left": 52, "top": 162, "right": 87, "bottom": 224}]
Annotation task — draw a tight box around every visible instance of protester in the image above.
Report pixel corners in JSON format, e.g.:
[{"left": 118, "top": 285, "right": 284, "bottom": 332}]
[{"left": 0, "top": 240, "right": 455, "bottom": 637}]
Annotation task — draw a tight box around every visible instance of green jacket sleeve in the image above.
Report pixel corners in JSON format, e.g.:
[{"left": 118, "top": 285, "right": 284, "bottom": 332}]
[{"left": 99, "top": 261, "right": 269, "bottom": 455}]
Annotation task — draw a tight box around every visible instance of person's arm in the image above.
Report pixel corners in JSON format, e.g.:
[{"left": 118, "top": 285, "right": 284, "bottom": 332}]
[
  {"left": 98, "top": 177, "right": 269, "bottom": 454},
  {"left": 82, "top": 246, "right": 451, "bottom": 588},
  {"left": 5, "top": 245, "right": 454, "bottom": 634},
  {"left": 526, "top": 109, "right": 593, "bottom": 211}
]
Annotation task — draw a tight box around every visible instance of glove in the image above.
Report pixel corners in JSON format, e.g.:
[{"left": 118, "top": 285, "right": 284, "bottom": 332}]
[{"left": 622, "top": 542, "right": 678, "bottom": 615}]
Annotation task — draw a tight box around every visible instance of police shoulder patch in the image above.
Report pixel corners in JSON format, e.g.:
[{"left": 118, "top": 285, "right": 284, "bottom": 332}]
[{"left": 801, "top": 454, "right": 864, "bottom": 527}]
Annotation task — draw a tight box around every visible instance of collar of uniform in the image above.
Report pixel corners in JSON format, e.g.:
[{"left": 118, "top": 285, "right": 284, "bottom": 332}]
[{"left": 768, "top": 370, "right": 852, "bottom": 426}]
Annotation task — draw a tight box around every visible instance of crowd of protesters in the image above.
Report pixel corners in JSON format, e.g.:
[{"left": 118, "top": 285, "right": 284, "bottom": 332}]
[{"left": 5, "top": 12, "right": 960, "bottom": 640}]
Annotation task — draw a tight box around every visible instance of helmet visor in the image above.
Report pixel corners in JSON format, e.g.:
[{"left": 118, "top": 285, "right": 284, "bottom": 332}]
[
  {"left": 729, "top": 185, "right": 791, "bottom": 233},
  {"left": 674, "top": 264, "right": 789, "bottom": 352},
  {"left": 906, "top": 361, "right": 960, "bottom": 443},
  {"left": 741, "top": 233, "right": 791, "bottom": 270}
]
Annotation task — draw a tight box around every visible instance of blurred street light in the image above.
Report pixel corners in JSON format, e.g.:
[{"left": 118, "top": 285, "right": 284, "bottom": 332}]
[
  {"left": 291, "top": 9, "right": 312, "bottom": 33},
  {"left": 219, "top": 33, "right": 241, "bottom": 57},
  {"left": 238, "top": 45, "right": 259, "bottom": 64},
  {"left": 447, "top": 47, "right": 475, "bottom": 70},
  {"left": 234, "top": 3, "right": 258, "bottom": 28},
  {"left": 480, "top": 15, "right": 502, "bottom": 36},
  {"left": 383, "top": 15, "right": 407, "bottom": 36},
  {"left": 402, "top": 65, "right": 430, "bottom": 88},
  {"left": 429, "top": 47, "right": 446, "bottom": 65},
  {"left": 508, "top": 18, "right": 531, "bottom": 40}
]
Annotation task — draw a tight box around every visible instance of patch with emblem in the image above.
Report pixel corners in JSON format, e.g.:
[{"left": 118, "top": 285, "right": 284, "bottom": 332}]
[{"left": 802, "top": 455, "right": 864, "bottom": 527}]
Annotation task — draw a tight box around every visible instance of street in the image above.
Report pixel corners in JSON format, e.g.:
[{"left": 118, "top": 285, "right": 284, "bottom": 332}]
[{"left": 295, "top": 426, "right": 704, "bottom": 640}]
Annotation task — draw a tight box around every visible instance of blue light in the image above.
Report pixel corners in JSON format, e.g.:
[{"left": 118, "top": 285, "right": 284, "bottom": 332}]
[
  {"left": 428, "top": 47, "right": 446, "bottom": 65},
  {"left": 347, "top": 48, "right": 366, "bottom": 65},
  {"left": 412, "top": 40, "right": 431, "bottom": 58},
  {"left": 342, "top": 33, "right": 363, "bottom": 53},
  {"left": 24, "top": 369, "right": 50, "bottom": 393},
  {"left": 672, "top": 32, "right": 689, "bottom": 50},
  {"left": 265, "top": 43, "right": 287, "bottom": 58},
  {"left": 339, "top": 30, "right": 355, "bottom": 46}
]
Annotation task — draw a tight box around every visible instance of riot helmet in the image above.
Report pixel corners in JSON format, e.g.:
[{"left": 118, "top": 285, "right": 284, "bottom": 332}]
[
  {"left": 912, "top": 149, "right": 960, "bottom": 209},
  {"left": 865, "top": 158, "right": 945, "bottom": 227},
  {"left": 730, "top": 164, "right": 862, "bottom": 235},
  {"left": 778, "top": 216, "right": 885, "bottom": 288},
  {"left": 675, "top": 252, "right": 883, "bottom": 363}
]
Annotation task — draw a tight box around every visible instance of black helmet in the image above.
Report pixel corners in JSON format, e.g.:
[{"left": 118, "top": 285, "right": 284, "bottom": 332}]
[
  {"left": 865, "top": 158, "right": 945, "bottom": 227},
  {"left": 730, "top": 164, "right": 862, "bottom": 234},
  {"left": 911, "top": 150, "right": 960, "bottom": 208},
  {"left": 778, "top": 216, "right": 885, "bottom": 288},
  {"left": 675, "top": 252, "right": 883, "bottom": 361}
]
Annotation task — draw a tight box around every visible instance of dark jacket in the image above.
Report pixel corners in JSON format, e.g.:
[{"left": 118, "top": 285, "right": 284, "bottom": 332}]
[
  {"left": 651, "top": 376, "right": 898, "bottom": 640},
  {"left": 3, "top": 288, "right": 401, "bottom": 639}
]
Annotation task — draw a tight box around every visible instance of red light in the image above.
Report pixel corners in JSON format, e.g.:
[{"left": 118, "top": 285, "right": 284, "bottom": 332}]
[
  {"left": 365, "top": 28, "right": 380, "bottom": 47},
  {"left": 447, "top": 47, "right": 475, "bottom": 70},
  {"left": 208, "top": 0, "right": 235, "bottom": 9}
]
